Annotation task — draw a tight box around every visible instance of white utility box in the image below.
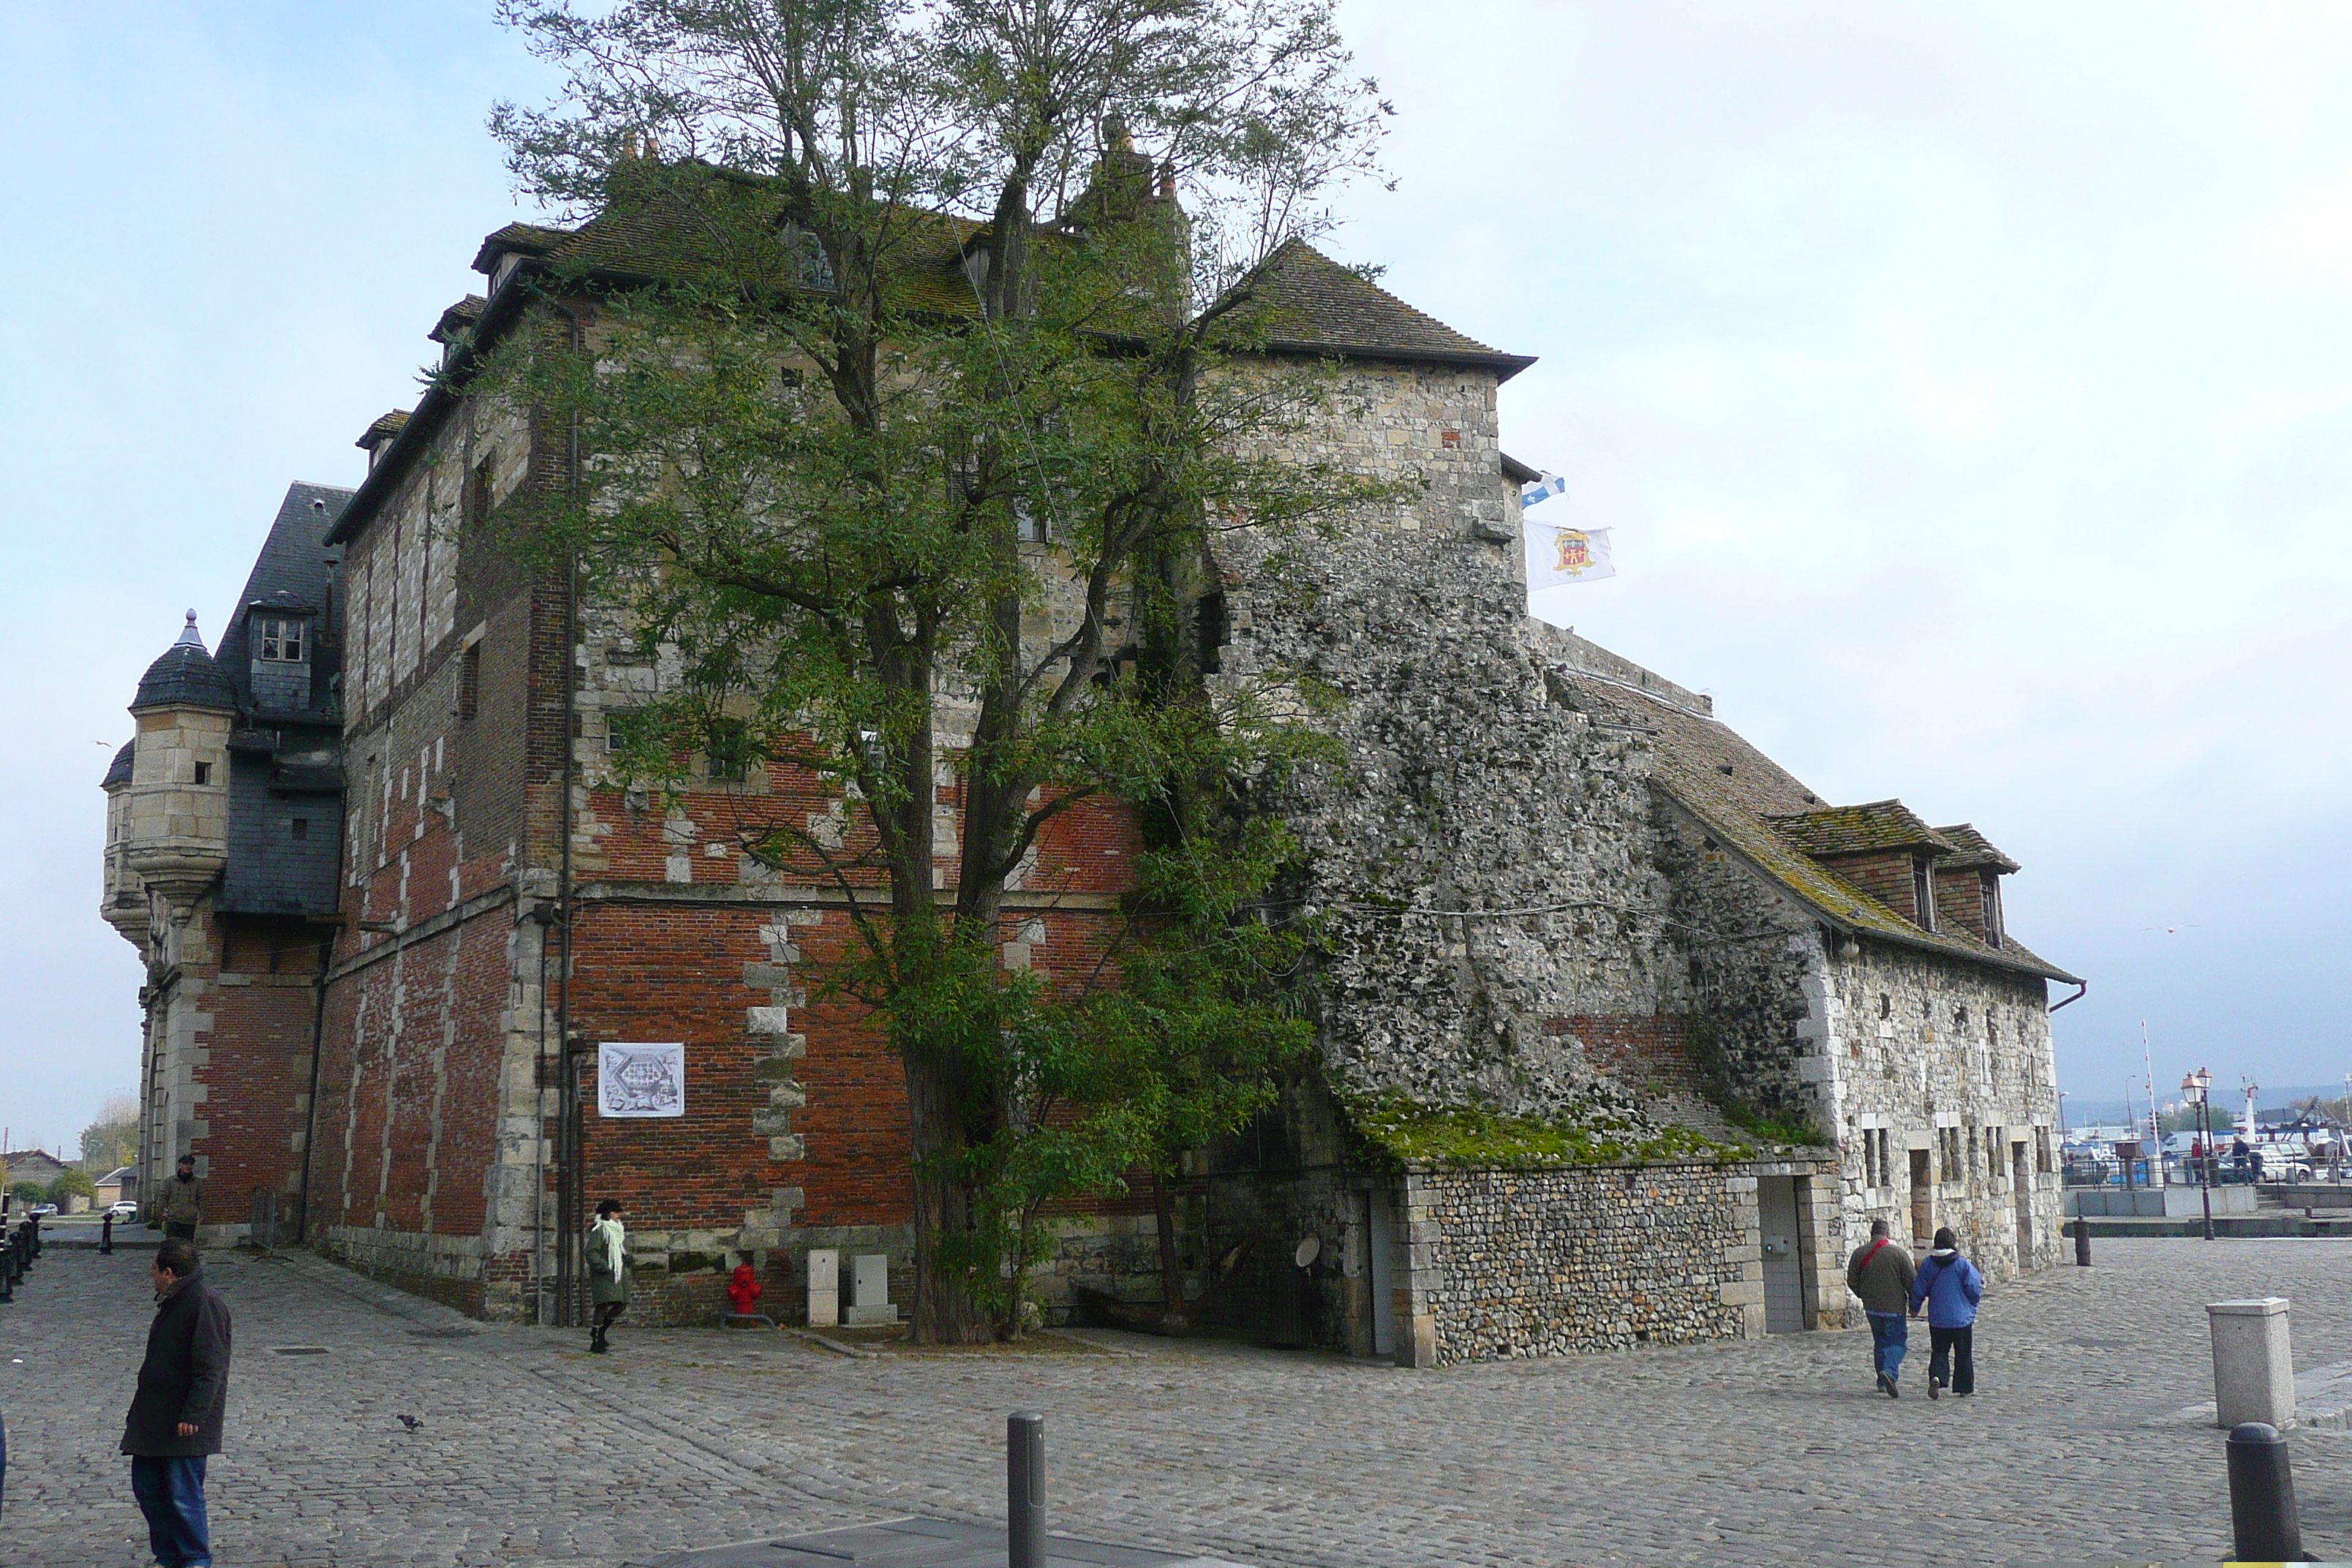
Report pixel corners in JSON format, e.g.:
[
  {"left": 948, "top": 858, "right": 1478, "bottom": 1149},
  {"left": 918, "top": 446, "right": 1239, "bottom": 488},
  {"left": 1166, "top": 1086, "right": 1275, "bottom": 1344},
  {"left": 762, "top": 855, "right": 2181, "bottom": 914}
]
[
  {"left": 805, "top": 1247, "right": 840, "bottom": 1328},
  {"left": 845, "top": 1251, "right": 898, "bottom": 1325}
]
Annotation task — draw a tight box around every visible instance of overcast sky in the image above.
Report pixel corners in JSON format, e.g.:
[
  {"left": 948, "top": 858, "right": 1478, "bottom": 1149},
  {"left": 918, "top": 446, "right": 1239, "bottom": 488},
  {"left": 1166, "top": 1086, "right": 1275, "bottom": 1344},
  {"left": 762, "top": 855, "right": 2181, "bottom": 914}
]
[{"left": 3, "top": 3, "right": 2347, "bottom": 1157}]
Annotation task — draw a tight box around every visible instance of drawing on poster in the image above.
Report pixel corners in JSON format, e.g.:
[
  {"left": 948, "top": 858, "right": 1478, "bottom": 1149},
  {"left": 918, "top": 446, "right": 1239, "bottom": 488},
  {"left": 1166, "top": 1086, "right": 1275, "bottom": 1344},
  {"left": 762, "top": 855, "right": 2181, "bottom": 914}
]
[{"left": 599, "top": 1041, "right": 685, "bottom": 1117}]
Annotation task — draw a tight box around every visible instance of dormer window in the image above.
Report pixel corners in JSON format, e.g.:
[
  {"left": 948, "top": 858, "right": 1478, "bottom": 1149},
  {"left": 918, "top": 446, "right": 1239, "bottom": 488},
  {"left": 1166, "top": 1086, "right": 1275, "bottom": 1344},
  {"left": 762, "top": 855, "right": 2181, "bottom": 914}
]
[
  {"left": 258, "top": 617, "right": 306, "bottom": 663},
  {"left": 1912, "top": 855, "right": 1937, "bottom": 932},
  {"left": 1980, "top": 871, "right": 2004, "bottom": 949}
]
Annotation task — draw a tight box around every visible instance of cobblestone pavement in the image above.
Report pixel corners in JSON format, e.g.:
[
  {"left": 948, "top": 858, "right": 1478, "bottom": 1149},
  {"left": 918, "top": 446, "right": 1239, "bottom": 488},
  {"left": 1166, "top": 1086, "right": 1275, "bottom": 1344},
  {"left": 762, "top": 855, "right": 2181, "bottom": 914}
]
[{"left": 2, "top": 1238, "right": 2349, "bottom": 1567}]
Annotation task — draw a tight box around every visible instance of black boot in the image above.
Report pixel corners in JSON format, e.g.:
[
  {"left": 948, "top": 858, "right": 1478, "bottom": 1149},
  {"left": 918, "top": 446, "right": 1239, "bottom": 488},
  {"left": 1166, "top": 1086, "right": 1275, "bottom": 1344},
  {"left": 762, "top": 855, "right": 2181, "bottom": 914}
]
[{"left": 589, "top": 1325, "right": 608, "bottom": 1354}]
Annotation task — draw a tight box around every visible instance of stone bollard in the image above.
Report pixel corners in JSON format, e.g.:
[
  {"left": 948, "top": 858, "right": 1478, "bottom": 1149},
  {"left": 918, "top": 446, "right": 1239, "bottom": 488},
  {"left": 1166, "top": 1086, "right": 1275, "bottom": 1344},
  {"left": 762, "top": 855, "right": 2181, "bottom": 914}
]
[
  {"left": 1007, "top": 1410, "right": 1045, "bottom": 1568},
  {"left": 2209, "top": 1297, "right": 2294, "bottom": 1429},
  {"left": 2225, "top": 1422, "right": 2304, "bottom": 1562},
  {"left": 2073, "top": 1214, "right": 2090, "bottom": 1266}
]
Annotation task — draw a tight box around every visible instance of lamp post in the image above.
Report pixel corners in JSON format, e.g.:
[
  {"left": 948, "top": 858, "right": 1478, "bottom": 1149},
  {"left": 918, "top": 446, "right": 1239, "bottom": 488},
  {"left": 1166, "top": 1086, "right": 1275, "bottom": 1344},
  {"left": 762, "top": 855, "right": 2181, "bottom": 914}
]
[{"left": 2185, "top": 1068, "right": 2215, "bottom": 1242}]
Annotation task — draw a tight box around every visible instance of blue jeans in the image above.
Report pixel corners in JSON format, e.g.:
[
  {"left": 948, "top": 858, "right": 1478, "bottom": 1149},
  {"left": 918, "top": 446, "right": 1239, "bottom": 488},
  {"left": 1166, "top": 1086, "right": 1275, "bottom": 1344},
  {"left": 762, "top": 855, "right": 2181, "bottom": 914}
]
[
  {"left": 1866, "top": 1311, "right": 1909, "bottom": 1382},
  {"left": 130, "top": 1455, "right": 210, "bottom": 1567}
]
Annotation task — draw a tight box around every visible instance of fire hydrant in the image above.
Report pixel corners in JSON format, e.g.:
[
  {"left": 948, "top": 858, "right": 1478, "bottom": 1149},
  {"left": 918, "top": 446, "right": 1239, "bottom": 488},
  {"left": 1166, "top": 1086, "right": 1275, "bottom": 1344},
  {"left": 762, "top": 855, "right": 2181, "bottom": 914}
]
[{"left": 726, "top": 1262, "right": 763, "bottom": 1318}]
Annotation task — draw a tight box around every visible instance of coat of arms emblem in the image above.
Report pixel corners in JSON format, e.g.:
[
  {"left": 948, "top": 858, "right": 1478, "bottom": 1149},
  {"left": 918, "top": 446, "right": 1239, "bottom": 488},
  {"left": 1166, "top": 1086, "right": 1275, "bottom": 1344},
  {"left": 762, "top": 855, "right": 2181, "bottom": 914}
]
[
  {"left": 598, "top": 1042, "right": 686, "bottom": 1117},
  {"left": 1555, "top": 529, "right": 1594, "bottom": 576}
]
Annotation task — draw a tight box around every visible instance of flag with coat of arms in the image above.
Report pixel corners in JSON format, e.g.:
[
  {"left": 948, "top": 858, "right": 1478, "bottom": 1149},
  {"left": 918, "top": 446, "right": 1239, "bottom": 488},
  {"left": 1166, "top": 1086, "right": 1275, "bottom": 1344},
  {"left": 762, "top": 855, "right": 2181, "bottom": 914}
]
[{"left": 1519, "top": 472, "right": 1615, "bottom": 588}]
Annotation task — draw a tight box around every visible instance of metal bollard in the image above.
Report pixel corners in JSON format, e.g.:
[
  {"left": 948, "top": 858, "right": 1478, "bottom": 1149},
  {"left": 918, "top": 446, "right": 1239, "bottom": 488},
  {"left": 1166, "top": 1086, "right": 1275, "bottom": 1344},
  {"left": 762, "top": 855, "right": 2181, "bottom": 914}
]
[
  {"left": 101, "top": 1213, "right": 113, "bottom": 1255},
  {"left": 2226, "top": 1422, "right": 2304, "bottom": 1562},
  {"left": 1007, "top": 1410, "right": 1045, "bottom": 1568},
  {"left": 2073, "top": 1214, "right": 2091, "bottom": 1267},
  {"left": 0, "top": 1240, "right": 12, "bottom": 1301}
]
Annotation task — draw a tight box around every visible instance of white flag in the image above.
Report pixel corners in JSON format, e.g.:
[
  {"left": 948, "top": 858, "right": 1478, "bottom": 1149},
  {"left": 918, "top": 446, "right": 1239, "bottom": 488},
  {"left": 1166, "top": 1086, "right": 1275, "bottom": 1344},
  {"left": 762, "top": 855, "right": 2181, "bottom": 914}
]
[{"left": 1527, "top": 521, "right": 1615, "bottom": 588}]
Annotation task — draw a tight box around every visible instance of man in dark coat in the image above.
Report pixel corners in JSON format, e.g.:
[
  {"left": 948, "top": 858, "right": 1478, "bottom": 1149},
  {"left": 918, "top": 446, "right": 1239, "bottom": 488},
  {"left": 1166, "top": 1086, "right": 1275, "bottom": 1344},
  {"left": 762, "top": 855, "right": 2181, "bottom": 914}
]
[
  {"left": 1845, "top": 1217, "right": 1917, "bottom": 1399},
  {"left": 121, "top": 1237, "right": 230, "bottom": 1568}
]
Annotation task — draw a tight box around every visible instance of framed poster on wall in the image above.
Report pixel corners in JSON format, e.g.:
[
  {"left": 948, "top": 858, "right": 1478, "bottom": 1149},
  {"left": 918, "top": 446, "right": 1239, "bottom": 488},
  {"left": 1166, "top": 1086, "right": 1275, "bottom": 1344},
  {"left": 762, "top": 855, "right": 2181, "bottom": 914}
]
[{"left": 598, "top": 1041, "right": 685, "bottom": 1117}]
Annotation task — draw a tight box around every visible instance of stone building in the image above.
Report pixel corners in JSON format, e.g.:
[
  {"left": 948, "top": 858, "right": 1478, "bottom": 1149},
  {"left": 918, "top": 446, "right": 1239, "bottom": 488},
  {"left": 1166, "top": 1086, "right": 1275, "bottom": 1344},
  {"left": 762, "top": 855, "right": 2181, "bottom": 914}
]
[
  {"left": 101, "top": 162, "right": 2077, "bottom": 1360},
  {"left": 101, "top": 483, "right": 353, "bottom": 1238}
]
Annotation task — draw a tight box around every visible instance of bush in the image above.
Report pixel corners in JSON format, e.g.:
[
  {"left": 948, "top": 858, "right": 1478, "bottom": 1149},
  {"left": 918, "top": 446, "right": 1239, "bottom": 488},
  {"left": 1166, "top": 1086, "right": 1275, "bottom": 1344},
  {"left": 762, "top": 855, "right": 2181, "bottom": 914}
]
[{"left": 55, "top": 1170, "right": 95, "bottom": 1201}]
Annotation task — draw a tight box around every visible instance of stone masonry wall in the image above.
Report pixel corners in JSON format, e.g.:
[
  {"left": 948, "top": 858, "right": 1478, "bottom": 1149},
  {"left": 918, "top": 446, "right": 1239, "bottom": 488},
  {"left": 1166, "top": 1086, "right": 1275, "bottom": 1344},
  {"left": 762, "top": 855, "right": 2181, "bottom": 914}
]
[{"left": 1401, "top": 1163, "right": 1760, "bottom": 1364}]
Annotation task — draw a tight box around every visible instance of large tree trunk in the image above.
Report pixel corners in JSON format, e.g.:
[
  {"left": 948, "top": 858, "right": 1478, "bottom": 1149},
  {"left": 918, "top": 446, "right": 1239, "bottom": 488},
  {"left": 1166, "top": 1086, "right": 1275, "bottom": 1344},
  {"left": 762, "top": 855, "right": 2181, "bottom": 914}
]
[{"left": 904, "top": 1050, "right": 990, "bottom": 1343}]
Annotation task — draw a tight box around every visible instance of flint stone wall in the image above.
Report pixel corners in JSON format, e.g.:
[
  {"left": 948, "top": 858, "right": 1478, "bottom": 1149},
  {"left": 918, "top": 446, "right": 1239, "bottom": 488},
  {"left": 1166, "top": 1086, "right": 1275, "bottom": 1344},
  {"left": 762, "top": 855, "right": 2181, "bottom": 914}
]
[{"left": 1403, "top": 1163, "right": 1764, "bottom": 1363}]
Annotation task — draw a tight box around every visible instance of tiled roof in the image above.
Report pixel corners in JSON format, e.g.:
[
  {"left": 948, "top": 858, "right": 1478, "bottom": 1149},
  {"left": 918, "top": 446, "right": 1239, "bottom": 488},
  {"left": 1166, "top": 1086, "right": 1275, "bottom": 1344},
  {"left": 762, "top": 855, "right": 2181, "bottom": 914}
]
[
  {"left": 470, "top": 221, "right": 572, "bottom": 273},
  {"left": 132, "top": 615, "right": 235, "bottom": 712},
  {"left": 102, "top": 739, "right": 134, "bottom": 788},
  {"left": 1539, "top": 634, "right": 2078, "bottom": 984},
  {"left": 1235, "top": 239, "right": 1535, "bottom": 378},
  {"left": 1935, "top": 823, "right": 2021, "bottom": 873},
  {"left": 1766, "top": 801, "right": 1953, "bottom": 859},
  {"left": 355, "top": 410, "right": 410, "bottom": 449},
  {"left": 429, "top": 295, "right": 486, "bottom": 345}
]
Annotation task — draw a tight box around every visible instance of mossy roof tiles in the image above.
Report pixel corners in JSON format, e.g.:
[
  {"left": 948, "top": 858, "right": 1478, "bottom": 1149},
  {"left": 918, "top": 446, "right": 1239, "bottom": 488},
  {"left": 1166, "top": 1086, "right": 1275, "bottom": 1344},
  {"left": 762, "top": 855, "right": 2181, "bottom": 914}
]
[
  {"left": 1242, "top": 238, "right": 1534, "bottom": 377},
  {"left": 1550, "top": 663, "right": 2078, "bottom": 985},
  {"left": 1934, "top": 823, "right": 2021, "bottom": 873},
  {"left": 1766, "top": 800, "right": 1953, "bottom": 859}
]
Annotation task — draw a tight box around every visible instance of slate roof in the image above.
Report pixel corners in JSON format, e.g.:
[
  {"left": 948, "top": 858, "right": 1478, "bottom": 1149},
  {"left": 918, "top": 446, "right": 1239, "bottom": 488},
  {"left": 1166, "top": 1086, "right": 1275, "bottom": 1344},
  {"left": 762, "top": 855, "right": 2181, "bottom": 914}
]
[
  {"left": 212, "top": 483, "right": 353, "bottom": 717},
  {"left": 1935, "top": 823, "right": 2021, "bottom": 873},
  {"left": 1236, "top": 239, "right": 1534, "bottom": 379},
  {"left": 1767, "top": 801, "right": 1953, "bottom": 859},
  {"left": 132, "top": 614, "right": 236, "bottom": 712},
  {"left": 1540, "top": 634, "right": 2078, "bottom": 985},
  {"left": 102, "top": 739, "right": 134, "bottom": 788}
]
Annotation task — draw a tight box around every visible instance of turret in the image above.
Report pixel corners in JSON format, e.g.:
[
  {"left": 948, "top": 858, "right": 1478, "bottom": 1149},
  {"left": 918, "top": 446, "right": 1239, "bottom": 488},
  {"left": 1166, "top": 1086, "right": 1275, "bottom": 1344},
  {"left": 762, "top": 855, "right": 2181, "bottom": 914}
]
[
  {"left": 122, "top": 611, "right": 236, "bottom": 927},
  {"left": 99, "top": 739, "right": 146, "bottom": 944}
]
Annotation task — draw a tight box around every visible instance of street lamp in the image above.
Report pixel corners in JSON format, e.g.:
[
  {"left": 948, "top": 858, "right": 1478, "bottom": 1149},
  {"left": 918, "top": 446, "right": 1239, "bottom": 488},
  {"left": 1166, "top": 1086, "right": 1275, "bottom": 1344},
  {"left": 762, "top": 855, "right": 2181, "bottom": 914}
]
[{"left": 2183, "top": 1068, "right": 2215, "bottom": 1241}]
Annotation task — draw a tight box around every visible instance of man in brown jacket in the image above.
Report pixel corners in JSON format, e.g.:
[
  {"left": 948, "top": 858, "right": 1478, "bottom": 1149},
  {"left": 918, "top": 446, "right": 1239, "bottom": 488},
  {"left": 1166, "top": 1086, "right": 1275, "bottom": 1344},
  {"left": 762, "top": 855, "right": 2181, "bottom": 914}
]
[
  {"left": 1846, "top": 1218, "right": 1917, "bottom": 1399},
  {"left": 157, "top": 1155, "right": 205, "bottom": 1241}
]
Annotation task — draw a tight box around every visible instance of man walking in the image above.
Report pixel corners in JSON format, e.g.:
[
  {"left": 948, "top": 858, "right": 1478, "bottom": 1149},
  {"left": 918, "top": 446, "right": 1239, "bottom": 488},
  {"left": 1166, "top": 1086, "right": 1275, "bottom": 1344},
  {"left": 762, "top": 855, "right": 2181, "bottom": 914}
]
[
  {"left": 1846, "top": 1218, "right": 1916, "bottom": 1399},
  {"left": 157, "top": 1155, "right": 206, "bottom": 1241},
  {"left": 122, "top": 1237, "right": 230, "bottom": 1568},
  {"left": 1910, "top": 1226, "right": 1984, "bottom": 1398}
]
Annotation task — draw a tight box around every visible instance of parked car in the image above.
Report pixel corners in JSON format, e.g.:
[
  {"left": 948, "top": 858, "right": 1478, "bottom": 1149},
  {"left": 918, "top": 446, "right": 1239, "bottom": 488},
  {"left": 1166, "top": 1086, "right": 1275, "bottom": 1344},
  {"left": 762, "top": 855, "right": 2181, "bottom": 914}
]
[
  {"left": 24, "top": 1205, "right": 56, "bottom": 1218},
  {"left": 103, "top": 1201, "right": 138, "bottom": 1221},
  {"left": 2253, "top": 1145, "right": 2313, "bottom": 1182}
]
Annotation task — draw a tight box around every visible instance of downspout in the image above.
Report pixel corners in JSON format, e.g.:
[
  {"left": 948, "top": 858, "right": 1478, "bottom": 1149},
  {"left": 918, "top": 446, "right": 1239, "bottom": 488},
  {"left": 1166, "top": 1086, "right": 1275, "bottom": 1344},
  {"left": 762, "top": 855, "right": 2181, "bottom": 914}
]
[
  {"left": 549, "top": 293, "right": 585, "bottom": 1327},
  {"left": 2048, "top": 981, "right": 2089, "bottom": 1014},
  {"left": 295, "top": 930, "right": 330, "bottom": 1244}
]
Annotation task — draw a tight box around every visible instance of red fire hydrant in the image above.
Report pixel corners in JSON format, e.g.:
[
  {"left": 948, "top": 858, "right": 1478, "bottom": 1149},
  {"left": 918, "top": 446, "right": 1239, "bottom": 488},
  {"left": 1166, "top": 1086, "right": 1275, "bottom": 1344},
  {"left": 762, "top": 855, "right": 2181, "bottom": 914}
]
[{"left": 726, "top": 1262, "right": 763, "bottom": 1318}]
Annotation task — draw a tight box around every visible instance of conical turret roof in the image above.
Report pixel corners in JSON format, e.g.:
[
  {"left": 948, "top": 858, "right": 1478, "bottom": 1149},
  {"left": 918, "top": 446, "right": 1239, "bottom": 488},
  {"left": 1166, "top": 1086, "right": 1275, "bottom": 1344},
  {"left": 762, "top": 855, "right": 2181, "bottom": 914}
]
[
  {"left": 131, "top": 612, "right": 235, "bottom": 712},
  {"left": 102, "top": 739, "right": 135, "bottom": 788}
]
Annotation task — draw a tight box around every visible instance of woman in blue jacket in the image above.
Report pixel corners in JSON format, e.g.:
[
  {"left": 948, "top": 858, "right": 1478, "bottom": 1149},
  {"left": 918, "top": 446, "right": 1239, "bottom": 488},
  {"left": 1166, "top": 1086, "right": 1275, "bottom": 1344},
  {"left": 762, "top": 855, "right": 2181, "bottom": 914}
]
[{"left": 1909, "top": 1226, "right": 1984, "bottom": 1398}]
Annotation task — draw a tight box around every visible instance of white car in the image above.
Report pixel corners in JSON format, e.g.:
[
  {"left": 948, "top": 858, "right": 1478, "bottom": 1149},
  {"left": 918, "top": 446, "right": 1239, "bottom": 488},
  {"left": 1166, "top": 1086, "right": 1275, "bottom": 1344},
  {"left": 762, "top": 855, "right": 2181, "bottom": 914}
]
[{"left": 104, "top": 1201, "right": 139, "bottom": 1221}]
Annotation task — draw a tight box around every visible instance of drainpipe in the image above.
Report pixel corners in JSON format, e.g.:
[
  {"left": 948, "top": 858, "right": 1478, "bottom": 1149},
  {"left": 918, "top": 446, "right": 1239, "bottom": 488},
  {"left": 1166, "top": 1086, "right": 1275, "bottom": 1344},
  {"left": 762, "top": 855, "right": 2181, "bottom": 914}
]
[
  {"left": 2048, "top": 981, "right": 2089, "bottom": 1014},
  {"left": 549, "top": 293, "right": 586, "bottom": 1327}
]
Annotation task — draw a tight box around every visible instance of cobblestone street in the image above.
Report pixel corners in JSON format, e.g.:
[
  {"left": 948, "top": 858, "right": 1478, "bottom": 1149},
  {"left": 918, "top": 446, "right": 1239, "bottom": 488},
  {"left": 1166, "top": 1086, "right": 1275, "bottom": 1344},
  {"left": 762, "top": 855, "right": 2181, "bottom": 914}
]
[{"left": 2, "top": 1238, "right": 2348, "bottom": 1567}]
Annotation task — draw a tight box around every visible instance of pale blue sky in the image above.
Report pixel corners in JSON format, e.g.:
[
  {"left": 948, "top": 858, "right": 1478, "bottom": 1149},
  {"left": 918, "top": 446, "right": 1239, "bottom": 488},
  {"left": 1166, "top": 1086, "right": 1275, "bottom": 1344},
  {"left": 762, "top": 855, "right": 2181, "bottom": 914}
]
[{"left": 4, "top": 2, "right": 2348, "bottom": 1156}]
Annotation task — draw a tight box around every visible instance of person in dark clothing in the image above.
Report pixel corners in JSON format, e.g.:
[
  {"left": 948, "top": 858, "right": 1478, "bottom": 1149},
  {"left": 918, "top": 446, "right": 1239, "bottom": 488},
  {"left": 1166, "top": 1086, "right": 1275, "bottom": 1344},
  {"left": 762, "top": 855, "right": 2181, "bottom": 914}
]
[
  {"left": 1910, "top": 1226, "right": 1985, "bottom": 1398},
  {"left": 1844, "top": 1218, "right": 1917, "bottom": 1398},
  {"left": 586, "top": 1199, "right": 630, "bottom": 1354},
  {"left": 121, "top": 1237, "right": 230, "bottom": 1568},
  {"left": 158, "top": 1155, "right": 206, "bottom": 1240}
]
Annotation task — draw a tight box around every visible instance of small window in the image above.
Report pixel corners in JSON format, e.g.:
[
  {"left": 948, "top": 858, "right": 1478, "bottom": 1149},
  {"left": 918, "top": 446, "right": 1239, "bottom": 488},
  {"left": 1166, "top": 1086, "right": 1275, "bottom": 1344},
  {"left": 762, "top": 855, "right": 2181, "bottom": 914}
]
[
  {"left": 606, "top": 710, "right": 649, "bottom": 754},
  {"left": 705, "top": 718, "right": 752, "bottom": 783},
  {"left": 1196, "top": 591, "right": 1229, "bottom": 674},
  {"left": 1912, "top": 856, "right": 1937, "bottom": 932},
  {"left": 257, "top": 617, "right": 305, "bottom": 663},
  {"left": 290, "top": 818, "right": 309, "bottom": 841},
  {"left": 193, "top": 761, "right": 213, "bottom": 785},
  {"left": 1877, "top": 993, "right": 1891, "bottom": 1019},
  {"left": 1014, "top": 502, "right": 1047, "bottom": 543},
  {"left": 1980, "top": 871, "right": 2003, "bottom": 949},
  {"left": 458, "top": 644, "right": 480, "bottom": 723},
  {"left": 467, "top": 459, "right": 496, "bottom": 527}
]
